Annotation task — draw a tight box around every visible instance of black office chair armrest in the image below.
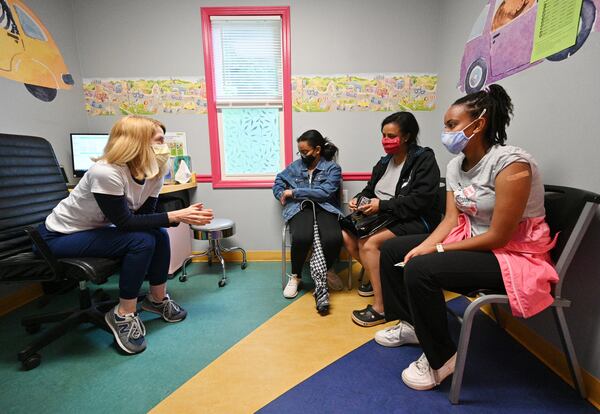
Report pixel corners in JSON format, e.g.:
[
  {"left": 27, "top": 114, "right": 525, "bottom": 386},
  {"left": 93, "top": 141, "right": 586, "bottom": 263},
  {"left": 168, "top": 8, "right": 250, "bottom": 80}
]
[{"left": 24, "top": 226, "right": 63, "bottom": 278}]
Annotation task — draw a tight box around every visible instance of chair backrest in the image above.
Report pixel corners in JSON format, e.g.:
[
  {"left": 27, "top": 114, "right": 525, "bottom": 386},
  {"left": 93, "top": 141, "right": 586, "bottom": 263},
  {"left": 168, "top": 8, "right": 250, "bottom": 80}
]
[
  {"left": 543, "top": 184, "right": 600, "bottom": 295},
  {"left": 0, "top": 134, "right": 68, "bottom": 261}
]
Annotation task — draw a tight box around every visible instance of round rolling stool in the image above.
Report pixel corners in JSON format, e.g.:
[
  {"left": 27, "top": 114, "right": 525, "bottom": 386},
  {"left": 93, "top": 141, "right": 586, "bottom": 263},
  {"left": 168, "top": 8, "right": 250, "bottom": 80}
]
[{"left": 179, "top": 218, "right": 247, "bottom": 287}]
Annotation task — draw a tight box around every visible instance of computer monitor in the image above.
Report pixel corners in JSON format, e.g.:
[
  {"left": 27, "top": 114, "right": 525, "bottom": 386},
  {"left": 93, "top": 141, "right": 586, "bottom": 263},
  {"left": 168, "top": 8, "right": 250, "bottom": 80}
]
[{"left": 70, "top": 133, "right": 110, "bottom": 178}]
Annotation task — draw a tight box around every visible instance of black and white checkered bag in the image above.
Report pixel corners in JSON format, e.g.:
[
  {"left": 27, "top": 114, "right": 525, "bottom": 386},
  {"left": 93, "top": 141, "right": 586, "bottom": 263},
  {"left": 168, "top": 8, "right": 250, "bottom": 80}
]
[{"left": 301, "top": 200, "right": 329, "bottom": 313}]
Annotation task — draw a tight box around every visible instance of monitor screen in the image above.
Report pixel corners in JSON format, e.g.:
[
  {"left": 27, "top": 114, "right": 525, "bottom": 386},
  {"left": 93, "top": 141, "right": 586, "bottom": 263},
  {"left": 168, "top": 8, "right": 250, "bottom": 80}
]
[{"left": 70, "top": 133, "right": 110, "bottom": 178}]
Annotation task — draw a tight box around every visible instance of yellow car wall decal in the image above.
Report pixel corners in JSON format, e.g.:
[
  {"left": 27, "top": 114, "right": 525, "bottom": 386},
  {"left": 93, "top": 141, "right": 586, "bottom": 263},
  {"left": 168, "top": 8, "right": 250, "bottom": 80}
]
[{"left": 1, "top": 0, "right": 74, "bottom": 101}]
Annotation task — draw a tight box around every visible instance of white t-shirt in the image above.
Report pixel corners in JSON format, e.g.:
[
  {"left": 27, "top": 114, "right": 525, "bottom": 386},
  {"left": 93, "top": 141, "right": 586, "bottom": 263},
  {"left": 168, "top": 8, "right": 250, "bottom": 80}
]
[
  {"left": 45, "top": 161, "right": 163, "bottom": 234},
  {"left": 446, "top": 145, "right": 545, "bottom": 236},
  {"left": 374, "top": 159, "right": 405, "bottom": 201}
]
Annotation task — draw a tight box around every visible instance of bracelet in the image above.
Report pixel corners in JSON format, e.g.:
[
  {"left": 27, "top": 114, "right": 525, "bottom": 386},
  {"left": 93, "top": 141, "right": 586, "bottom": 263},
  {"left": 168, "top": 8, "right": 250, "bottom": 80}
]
[{"left": 435, "top": 243, "right": 444, "bottom": 253}]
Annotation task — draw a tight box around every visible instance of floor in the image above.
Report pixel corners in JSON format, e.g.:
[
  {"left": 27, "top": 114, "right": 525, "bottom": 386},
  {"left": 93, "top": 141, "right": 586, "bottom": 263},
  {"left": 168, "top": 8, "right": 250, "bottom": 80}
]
[{"left": 0, "top": 262, "right": 595, "bottom": 414}]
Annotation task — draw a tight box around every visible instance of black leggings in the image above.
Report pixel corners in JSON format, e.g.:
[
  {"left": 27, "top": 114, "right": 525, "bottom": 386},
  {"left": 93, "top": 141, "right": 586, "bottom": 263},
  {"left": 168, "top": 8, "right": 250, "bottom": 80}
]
[
  {"left": 380, "top": 234, "right": 505, "bottom": 369},
  {"left": 288, "top": 206, "right": 342, "bottom": 275}
]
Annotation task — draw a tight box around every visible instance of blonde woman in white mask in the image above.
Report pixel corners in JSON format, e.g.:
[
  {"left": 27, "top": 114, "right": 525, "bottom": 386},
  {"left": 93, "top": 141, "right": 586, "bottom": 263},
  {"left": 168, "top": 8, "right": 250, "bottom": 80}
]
[{"left": 37, "top": 115, "right": 213, "bottom": 355}]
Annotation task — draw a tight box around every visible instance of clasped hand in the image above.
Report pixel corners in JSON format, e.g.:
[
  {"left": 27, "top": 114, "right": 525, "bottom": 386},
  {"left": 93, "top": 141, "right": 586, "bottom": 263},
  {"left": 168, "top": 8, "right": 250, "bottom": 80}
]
[
  {"left": 169, "top": 202, "right": 214, "bottom": 226},
  {"left": 279, "top": 189, "right": 293, "bottom": 205}
]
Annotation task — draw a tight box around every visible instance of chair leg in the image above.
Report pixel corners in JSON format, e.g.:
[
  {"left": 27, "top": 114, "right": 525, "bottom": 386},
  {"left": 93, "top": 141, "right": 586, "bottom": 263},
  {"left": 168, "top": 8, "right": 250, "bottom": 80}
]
[
  {"left": 282, "top": 224, "right": 288, "bottom": 289},
  {"left": 552, "top": 306, "right": 587, "bottom": 398},
  {"left": 446, "top": 307, "right": 463, "bottom": 324},
  {"left": 213, "top": 240, "right": 227, "bottom": 287},
  {"left": 449, "top": 300, "right": 481, "bottom": 404},
  {"left": 179, "top": 250, "right": 209, "bottom": 282},
  {"left": 22, "top": 310, "right": 74, "bottom": 327},
  {"left": 17, "top": 286, "right": 119, "bottom": 369},
  {"left": 221, "top": 245, "right": 247, "bottom": 269},
  {"left": 347, "top": 256, "right": 353, "bottom": 290},
  {"left": 358, "top": 267, "right": 365, "bottom": 285},
  {"left": 491, "top": 303, "right": 503, "bottom": 327},
  {"left": 18, "top": 311, "right": 86, "bottom": 363}
]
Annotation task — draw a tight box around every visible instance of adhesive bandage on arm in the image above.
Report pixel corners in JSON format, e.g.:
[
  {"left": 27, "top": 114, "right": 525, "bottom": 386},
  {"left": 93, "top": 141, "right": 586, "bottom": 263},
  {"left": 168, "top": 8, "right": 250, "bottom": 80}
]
[{"left": 506, "top": 170, "right": 530, "bottom": 182}]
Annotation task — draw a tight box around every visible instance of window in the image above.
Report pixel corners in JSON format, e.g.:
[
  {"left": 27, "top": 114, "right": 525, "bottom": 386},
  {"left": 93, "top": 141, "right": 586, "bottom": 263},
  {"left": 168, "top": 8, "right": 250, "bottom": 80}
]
[
  {"left": 14, "top": 5, "right": 46, "bottom": 41},
  {"left": 201, "top": 7, "right": 292, "bottom": 188}
]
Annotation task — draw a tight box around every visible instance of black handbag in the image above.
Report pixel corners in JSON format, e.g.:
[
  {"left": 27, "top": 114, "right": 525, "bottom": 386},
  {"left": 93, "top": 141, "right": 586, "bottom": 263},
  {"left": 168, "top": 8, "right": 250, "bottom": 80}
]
[{"left": 339, "top": 210, "right": 398, "bottom": 239}]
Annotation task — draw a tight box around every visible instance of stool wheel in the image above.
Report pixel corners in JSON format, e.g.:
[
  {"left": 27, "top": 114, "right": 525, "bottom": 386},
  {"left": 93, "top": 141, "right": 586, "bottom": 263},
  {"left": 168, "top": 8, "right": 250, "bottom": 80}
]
[
  {"left": 241, "top": 262, "right": 248, "bottom": 270},
  {"left": 218, "top": 279, "right": 226, "bottom": 288},
  {"left": 179, "top": 275, "right": 188, "bottom": 283}
]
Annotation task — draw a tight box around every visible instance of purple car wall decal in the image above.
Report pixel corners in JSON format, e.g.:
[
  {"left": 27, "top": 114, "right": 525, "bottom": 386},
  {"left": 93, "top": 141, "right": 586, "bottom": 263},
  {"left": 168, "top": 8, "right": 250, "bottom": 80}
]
[{"left": 458, "top": 0, "right": 599, "bottom": 93}]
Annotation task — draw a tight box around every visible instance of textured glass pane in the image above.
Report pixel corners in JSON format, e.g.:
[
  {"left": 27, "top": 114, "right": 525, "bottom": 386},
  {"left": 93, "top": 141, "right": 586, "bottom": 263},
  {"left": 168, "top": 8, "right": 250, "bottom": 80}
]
[{"left": 221, "top": 108, "right": 281, "bottom": 175}]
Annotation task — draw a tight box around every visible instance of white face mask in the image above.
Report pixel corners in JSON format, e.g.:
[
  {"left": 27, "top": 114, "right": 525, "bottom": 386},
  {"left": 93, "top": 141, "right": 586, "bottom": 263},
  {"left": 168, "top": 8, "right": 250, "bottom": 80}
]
[
  {"left": 147, "top": 143, "right": 171, "bottom": 178},
  {"left": 440, "top": 109, "right": 486, "bottom": 154},
  {"left": 152, "top": 143, "right": 170, "bottom": 165}
]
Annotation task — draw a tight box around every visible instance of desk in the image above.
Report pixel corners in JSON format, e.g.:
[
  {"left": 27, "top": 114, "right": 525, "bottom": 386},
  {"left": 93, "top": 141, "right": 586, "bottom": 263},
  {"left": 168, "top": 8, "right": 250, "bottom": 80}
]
[
  {"left": 160, "top": 173, "right": 198, "bottom": 194},
  {"left": 68, "top": 173, "right": 199, "bottom": 194},
  {"left": 158, "top": 174, "right": 198, "bottom": 274}
]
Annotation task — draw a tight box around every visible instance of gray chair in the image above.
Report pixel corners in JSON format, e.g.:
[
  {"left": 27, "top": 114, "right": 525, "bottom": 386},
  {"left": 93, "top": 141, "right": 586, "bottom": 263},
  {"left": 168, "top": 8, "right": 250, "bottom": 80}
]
[
  {"left": 448, "top": 185, "right": 600, "bottom": 404},
  {"left": 180, "top": 218, "right": 247, "bottom": 287}
]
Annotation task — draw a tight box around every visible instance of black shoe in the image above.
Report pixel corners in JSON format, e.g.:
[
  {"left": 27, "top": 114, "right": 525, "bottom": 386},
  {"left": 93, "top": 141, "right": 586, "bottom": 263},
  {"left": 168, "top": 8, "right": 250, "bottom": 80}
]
[
  {"left": 358, "top": 281, "right": 374, "bottom": 297},
  {"left": 351, "top": 305, "right": 385, "bottom": 327}
]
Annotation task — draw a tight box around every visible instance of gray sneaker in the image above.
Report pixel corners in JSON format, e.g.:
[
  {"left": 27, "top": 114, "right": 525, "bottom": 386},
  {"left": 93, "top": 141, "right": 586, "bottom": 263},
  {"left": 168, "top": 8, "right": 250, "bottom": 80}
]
[
  {"left": 104, "top": 306, "right": 147, "bottom": 354},
  {"left": 141, "top": 293, "right": 187, "bottom": 323}
]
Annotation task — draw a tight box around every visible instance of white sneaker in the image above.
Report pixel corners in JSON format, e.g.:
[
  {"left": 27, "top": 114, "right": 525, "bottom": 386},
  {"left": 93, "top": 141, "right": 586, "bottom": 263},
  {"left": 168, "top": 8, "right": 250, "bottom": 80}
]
[
  {"left": 326, "top": 270, "right": 344, "bottom": 291},
  {"left": 374, "top": 321, "right": 419, "bottom": 347},
  {"left": 283, "top": 274, "right": 301, "bottom": 298},
  {"left": 401, "top": 353, "right": 456, "bottom": 391}
]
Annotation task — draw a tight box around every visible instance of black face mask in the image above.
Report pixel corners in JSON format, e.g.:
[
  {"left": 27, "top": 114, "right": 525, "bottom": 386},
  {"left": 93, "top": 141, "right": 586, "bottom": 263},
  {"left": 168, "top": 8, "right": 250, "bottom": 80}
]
[{"left": 301, "top": 154, "right": 316, "bottom": 166}]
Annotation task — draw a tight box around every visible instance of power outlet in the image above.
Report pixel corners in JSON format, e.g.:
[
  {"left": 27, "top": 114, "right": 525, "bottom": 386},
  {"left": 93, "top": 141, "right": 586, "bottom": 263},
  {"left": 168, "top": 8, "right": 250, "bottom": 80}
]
[{"left": 342, "top": 189, "right": 349, "bottom": 204}]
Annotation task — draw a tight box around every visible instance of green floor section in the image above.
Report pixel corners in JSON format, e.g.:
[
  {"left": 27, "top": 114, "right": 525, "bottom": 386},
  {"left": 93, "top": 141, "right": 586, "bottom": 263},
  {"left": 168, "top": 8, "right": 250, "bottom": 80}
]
[{"left": 0, "top": 262, "right": 295, "bottom": 414}]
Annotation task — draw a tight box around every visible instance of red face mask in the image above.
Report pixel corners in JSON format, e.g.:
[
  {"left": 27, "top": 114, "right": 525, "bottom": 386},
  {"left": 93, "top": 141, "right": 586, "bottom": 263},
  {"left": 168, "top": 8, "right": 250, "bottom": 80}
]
[{"left": 382, "top": 136, "right": 401, "bottom": 154}]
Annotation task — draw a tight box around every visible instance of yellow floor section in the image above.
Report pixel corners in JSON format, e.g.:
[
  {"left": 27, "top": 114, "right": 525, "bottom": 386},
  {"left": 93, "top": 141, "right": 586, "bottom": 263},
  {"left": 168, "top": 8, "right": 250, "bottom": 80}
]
[{"left": 151, "top": 268, "right": 459, "bottom": 414}]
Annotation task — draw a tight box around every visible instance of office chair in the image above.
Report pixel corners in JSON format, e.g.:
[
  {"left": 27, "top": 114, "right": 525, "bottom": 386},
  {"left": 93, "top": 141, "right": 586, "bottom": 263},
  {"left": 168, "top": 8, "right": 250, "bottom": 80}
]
[
  {"left": 448, "top": 185, "right": 600, "bottom": 404},
  {"left": 0, "top": 133, "right": 121, "bottom": 370}
]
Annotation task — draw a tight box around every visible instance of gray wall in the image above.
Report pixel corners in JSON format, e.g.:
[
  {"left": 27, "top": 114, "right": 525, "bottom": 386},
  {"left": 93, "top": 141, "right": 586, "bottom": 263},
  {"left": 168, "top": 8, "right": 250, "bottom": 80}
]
[
  {"left": 1, "top": 0, "right": 88, "bottom": 173},
  {"left": 72, "top": 0, "right": 444, "bottom": 251},
  {"left": 436, "top": 0, "right": 600, "bottom": 379},
  {"left": 0, "top": 0, "right": 87, "bottom": 296},
  {"left": 0, "top": 0, "right": 598, "bottom": 379}
]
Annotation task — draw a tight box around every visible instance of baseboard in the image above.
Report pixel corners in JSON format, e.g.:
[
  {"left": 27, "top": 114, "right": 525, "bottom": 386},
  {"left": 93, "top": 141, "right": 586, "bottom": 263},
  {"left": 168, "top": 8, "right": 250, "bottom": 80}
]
[
  {"left": 0, "top": 283, "right": 43, "bottom": 317},
  {"left": 481, "top": 305, "right": 600, "bottom": 409},
  {"left": 190, "top": 250, "right": 354, "bottom": 263}
]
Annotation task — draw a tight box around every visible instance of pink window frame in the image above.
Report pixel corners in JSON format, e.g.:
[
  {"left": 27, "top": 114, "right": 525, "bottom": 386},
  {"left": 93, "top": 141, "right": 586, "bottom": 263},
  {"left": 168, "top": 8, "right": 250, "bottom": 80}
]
[{"left": 201, "top": 6, "right": 293, "bottom": 188}]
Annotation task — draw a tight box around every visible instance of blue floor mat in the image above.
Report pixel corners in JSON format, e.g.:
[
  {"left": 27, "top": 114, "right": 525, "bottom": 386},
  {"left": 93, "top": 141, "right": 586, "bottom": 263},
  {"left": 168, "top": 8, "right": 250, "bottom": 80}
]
[{"left": 258, "top": 297, "right": 596, "bottom": 414}]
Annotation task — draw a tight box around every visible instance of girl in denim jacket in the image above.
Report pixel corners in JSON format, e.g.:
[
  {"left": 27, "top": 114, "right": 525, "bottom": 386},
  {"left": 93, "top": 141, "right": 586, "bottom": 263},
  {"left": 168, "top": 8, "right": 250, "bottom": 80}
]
[{"left": 273, "top": 130, "right": 343, "bottom": 300}]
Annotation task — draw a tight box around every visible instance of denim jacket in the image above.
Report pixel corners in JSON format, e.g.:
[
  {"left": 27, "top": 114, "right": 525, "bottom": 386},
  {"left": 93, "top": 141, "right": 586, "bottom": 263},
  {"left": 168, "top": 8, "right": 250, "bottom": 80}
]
[{"left": 273, "top": 158, "right": 342, "bottom": 222}]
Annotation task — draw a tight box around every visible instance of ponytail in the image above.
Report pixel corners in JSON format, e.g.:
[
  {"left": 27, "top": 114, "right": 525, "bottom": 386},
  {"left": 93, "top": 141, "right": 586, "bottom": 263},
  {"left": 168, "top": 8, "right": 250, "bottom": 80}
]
[
  {"left": 297, "top": 129, "right": 339, "bottom": 161},
  {"left": 453, "top": 84, "right": 514, "bottom": 146}
]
